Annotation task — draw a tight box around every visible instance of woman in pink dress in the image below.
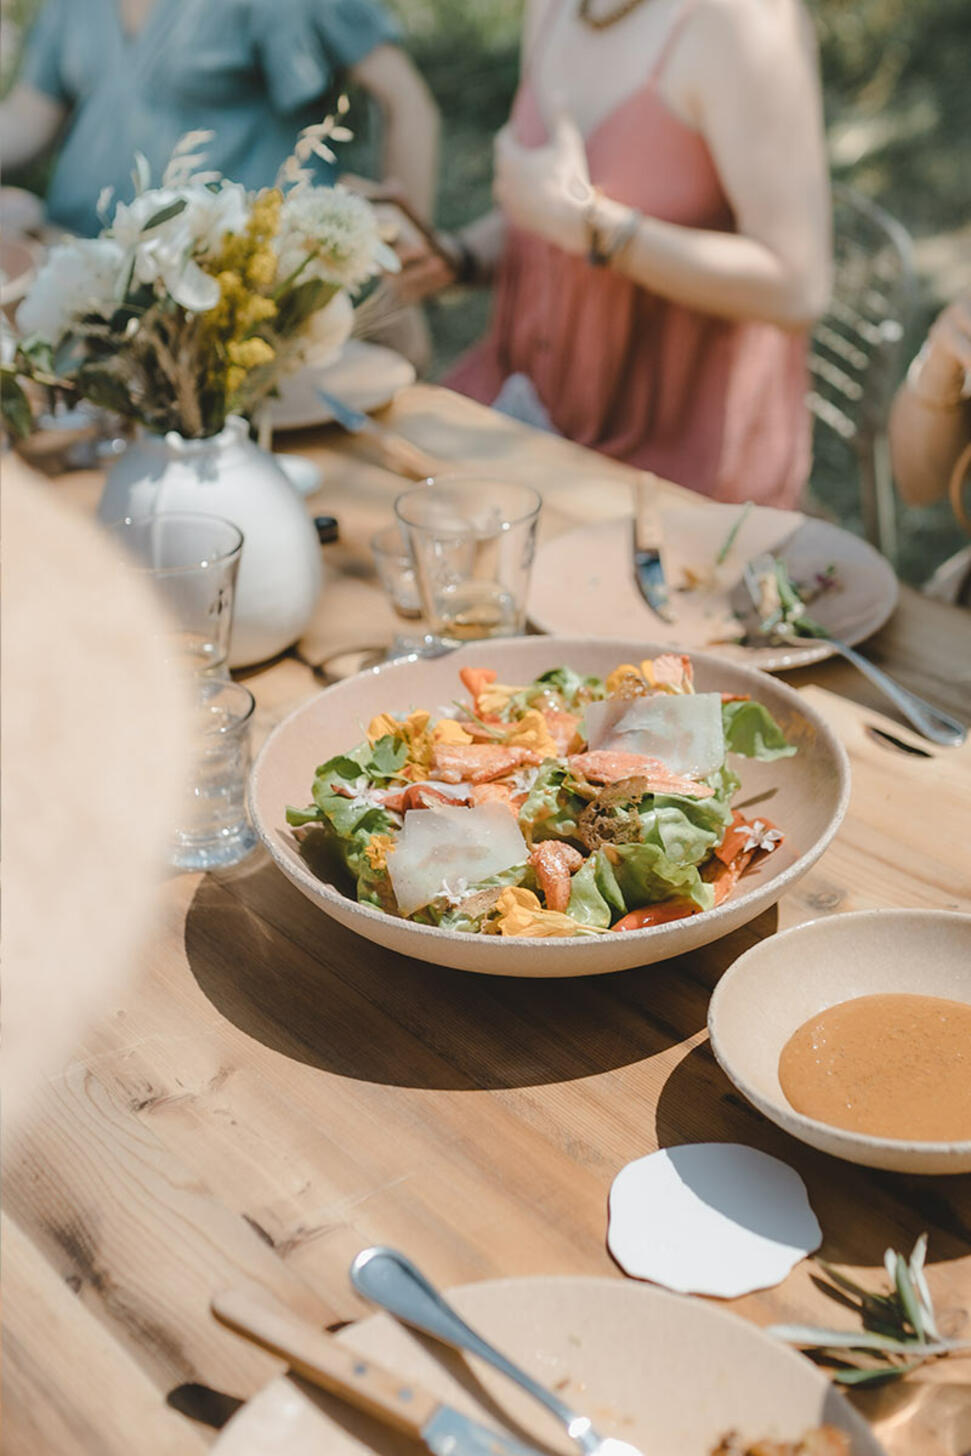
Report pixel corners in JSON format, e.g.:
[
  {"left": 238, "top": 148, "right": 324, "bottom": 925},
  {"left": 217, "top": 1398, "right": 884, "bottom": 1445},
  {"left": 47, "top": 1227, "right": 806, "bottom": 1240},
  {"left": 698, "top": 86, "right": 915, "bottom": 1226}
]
[{"left": 408, "top": 0, "right": 831, "bottom": 507}]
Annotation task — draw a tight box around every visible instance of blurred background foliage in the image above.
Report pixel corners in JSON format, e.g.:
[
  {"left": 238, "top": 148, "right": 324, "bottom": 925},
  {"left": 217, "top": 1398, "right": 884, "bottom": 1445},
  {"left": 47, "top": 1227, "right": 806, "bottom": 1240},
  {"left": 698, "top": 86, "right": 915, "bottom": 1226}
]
[{"left": 3, "top": 0, "right": 969, "bottom": 578}]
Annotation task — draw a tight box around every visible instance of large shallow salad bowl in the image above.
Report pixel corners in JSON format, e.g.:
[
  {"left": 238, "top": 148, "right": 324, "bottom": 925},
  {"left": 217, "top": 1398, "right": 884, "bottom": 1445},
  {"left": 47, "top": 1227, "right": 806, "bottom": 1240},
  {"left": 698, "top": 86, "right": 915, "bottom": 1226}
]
[{"left": 249, "top": 637, "right": 850, "bottom": 977}]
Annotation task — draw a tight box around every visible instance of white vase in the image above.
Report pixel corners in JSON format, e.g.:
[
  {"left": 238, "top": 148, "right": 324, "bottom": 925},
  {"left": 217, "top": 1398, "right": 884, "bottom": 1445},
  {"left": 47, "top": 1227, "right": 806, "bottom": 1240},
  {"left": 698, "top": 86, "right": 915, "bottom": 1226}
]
[{"left": 98, "top": 415, "right": 322, "bottom": 668}]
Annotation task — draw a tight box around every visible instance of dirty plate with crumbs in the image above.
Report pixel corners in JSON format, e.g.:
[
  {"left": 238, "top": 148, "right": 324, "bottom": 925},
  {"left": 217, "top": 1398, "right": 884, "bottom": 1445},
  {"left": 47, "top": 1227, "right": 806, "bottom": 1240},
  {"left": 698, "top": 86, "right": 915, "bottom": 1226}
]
[{"left": 215, "top": 1276, "right": 883, "bottom": 1456}]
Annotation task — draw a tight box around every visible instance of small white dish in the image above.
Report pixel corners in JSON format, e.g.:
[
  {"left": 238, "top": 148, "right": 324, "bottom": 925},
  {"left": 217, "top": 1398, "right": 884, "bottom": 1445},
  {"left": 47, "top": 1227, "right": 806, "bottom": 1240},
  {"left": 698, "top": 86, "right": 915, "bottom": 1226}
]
[
  {"left": 608, "top": 1144, "right": 821, "bottom": 1297},
  {"left": 708, "top": 909, "right": 971, "bottom": 1174},
  {"left": 269, "top": 339, "right": 416, "bottom": 432}
]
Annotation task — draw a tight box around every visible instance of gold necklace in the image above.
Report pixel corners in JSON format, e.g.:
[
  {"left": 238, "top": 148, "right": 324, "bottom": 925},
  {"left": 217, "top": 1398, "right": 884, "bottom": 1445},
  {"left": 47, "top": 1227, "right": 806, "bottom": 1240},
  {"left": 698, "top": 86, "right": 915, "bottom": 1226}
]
[{"left": 577, "top": 0, "right": 653, "bottom": 30}]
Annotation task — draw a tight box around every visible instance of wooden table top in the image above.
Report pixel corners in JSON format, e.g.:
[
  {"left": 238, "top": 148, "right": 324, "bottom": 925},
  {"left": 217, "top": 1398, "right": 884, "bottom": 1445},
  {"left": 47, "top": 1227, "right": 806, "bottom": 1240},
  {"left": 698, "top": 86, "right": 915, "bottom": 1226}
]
[{"left": 6, "top": 385, "right": 971, "bottom": 1456}]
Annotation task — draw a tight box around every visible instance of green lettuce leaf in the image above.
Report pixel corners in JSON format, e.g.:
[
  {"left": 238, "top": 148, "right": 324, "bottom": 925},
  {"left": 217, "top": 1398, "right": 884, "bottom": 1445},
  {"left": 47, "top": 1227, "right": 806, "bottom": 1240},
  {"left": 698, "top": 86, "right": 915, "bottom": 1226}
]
[
  {"left": 722, "top": 700, "right": 796, "bottom": 760},
  {"left": 517, "top": 761, "right": 586, "bottom": 843},
  {"left": 504, "top": 666, "right": 606, "bottom": 719}
]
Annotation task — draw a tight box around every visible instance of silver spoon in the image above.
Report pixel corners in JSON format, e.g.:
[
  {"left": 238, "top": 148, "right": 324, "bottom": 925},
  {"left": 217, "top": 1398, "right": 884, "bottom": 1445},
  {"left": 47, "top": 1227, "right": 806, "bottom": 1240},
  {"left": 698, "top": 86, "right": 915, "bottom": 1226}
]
[
  {"left": 351, "top": 1246, "right": 644, "bottom": 1456},
  {"left": 733, "top": 555, "right": 966, "bottom": 747}
]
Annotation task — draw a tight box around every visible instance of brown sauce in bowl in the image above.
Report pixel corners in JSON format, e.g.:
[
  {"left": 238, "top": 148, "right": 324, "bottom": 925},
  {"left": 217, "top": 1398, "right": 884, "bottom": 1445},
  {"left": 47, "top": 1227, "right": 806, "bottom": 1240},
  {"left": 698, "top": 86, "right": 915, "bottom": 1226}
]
[{"left": 779, "top": 993, "right": 971, "bottom": 1141}]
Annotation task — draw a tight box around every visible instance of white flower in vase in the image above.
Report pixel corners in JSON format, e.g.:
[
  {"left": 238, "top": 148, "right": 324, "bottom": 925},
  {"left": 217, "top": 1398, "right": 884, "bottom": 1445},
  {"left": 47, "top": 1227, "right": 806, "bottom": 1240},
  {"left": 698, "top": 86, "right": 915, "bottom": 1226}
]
[
  {"left": 17, "top": 237, "right": 126, "bottom": 344},
  {"left": 110, "top": 180, "right": 250, "bottom": 313},
  {"left": 274, "top": 186, "right": 400, "bottom": 292}
]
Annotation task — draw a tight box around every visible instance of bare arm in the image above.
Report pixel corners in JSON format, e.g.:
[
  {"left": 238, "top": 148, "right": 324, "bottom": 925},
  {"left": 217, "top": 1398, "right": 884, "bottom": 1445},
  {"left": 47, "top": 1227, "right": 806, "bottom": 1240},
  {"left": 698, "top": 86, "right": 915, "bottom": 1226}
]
[
  {"left": 349, "top": 44, "right": 440, "bottom": 222},
  {"left": 889, "top": 298, "right": 971, "bottom": 506},
  {"left": 495, "top": 0, "right": 831, "bottom": 330},
  {"left": 0, "top": 83, "right": 66, "bottom": 172}
]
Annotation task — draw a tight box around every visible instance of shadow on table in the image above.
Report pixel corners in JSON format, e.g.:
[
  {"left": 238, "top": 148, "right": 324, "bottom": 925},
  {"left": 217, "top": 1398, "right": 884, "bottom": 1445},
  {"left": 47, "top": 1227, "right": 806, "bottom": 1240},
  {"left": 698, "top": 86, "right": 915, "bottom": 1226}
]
[
  {"left": 654, "top": 1040, "right": 971, "bottom": 1269},
  {"left": 183, "top": 852, "right": 777, "bottom": 1092}
]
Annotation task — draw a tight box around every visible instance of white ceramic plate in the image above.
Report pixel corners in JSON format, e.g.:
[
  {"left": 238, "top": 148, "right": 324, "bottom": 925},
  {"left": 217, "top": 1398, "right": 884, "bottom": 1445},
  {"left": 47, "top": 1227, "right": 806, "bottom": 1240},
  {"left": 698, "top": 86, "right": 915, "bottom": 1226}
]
[
  {"left": 214, "top": 1275, "right": 884, "bottom": 1456},
  {"left": 709, "top": 909, "right": 971, "bottom": 1174},
  {"left": 528, "top": 515, "right": 899, "bottom": 673},
  {"left": 268, "top": 339, "right": 416, "bottom": 432},
  {"left": 249, "top": 636, "right": 850, "bottom": 977}
]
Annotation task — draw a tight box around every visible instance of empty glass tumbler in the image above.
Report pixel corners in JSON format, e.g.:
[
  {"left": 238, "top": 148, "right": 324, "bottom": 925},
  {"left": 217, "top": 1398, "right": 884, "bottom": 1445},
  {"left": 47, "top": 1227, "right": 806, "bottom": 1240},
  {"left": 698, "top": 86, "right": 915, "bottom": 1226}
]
[
  {"left": 107, "top": 512, "right": 243, "bottom": 676},
  {"left": 172, "top": 679, "right": 258, "bottom": 871}
]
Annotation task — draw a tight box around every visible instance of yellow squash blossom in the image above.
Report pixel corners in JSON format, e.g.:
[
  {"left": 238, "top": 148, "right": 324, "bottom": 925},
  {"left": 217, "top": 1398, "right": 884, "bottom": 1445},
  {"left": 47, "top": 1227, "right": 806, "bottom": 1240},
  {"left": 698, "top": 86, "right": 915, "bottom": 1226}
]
[
  {"left": 605, "top": 663, "right": 646, "bottom": 696},
  {"left": 477, "top": 682, "right": 520, "bottom": 717},
  {"left": 493, "top": 887, "right": 598, "bottom": 938},
  {"left": 502, "top": 708, "right": 557, "bottom": 758},
  {"left": 364, "top": 833, "right": 395, "bottom": 872},
  {"left": 366, "top": 708, "right": 473, "bottom": 781},
  {"left": 432, "top": 718, "right": 473, "bottom": 746},
  {"left": 367, "top": 709, "right": 430, "bottom": 745}
]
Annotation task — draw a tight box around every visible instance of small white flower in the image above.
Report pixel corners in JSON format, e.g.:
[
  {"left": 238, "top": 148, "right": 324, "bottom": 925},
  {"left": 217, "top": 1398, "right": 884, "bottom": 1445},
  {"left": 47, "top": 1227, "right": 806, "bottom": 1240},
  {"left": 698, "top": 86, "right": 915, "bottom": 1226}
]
[
  {"left": 742, "top": 820, "right": 783, "bottom": 854},
  {"left": 17, "top": 238, "right": 126, "bottom": 342},
  {"left": 109, "top": 180, "right": 249, "bottom": 313},
  {"left": 274, "top": 185, "right": 400, "bottom": 293},
  {"left": 438, "top": 877, "right": 471, "bottom": 907}
]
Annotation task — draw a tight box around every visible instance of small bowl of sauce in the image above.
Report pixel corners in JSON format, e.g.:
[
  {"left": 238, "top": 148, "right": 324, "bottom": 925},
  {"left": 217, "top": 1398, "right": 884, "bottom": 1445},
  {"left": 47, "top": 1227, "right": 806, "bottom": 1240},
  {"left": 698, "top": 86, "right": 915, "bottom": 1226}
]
[{"left": 708, "top": 910, "right": 971, "bottom": 1173}]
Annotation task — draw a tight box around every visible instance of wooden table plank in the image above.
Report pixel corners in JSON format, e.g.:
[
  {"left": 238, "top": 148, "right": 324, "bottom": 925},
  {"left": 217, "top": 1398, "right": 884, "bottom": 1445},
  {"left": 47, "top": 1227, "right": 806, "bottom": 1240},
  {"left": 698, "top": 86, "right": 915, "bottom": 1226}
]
[
  {"left": 2, "top": 1214, "right": 213, "bottom": 1456},
  {"left": 6, "top": 1056, "right": 339, "bottom": 1403},
  {"left": 9, "top": 383, "right": 971, "bottom": 1456}
]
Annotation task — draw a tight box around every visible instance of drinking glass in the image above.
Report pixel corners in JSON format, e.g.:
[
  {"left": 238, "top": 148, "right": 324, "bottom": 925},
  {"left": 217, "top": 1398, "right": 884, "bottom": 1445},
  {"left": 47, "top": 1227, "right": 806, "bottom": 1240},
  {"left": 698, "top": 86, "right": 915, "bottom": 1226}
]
[
  {"left": 106, "top": 513, "right": 243, "bottom": 677},
  {"left": 171, "top": 679, "right": 258, "bottom": 871},
  {"left": 371, "top": 523, "right": 422, "bottom": 619},
  {"left": 394, "top": 477, "right": 541, "bottom": 646}
]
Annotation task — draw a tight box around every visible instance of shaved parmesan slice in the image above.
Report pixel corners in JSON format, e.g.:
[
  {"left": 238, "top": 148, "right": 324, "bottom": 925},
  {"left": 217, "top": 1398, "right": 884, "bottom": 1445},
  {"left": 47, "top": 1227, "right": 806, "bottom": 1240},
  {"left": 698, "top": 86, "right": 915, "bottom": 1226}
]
[
  {"left": 583, "top": 693, "right": 724, "bottom": 778},
  {"left": 387, "top": 802, "right": 527, "bottom": 917}
]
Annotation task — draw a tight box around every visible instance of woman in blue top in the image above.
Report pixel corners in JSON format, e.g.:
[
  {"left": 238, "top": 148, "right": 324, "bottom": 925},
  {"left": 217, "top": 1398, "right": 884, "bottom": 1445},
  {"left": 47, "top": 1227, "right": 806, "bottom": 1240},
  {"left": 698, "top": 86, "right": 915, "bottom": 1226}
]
[{"left": 1, "top": 0, "right": 440, "bottom": 236}]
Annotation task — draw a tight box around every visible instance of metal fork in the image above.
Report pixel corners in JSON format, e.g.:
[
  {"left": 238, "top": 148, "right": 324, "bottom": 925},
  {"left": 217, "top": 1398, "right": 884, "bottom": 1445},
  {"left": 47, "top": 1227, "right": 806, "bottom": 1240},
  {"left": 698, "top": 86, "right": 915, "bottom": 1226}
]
[
  {"left": 351, "top": 1247, "right": 644, "bottom": 1456},
  {"left": 733, "top": 553, "right": 966, "bottom": 747}
]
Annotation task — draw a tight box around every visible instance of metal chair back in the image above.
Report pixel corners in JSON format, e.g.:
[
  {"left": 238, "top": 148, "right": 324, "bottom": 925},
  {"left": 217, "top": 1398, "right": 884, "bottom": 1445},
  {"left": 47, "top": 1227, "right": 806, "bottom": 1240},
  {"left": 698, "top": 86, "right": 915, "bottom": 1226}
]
[{"left": 808, "top": 184, "right": 917, "bottom": 561}]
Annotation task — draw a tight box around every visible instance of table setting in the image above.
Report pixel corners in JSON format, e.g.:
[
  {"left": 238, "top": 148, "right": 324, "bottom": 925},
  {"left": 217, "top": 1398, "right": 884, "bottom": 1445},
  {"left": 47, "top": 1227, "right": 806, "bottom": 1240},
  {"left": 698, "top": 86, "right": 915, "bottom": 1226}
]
[{"left": 4, "top": 150, "right": 971, "bottom": 1456}]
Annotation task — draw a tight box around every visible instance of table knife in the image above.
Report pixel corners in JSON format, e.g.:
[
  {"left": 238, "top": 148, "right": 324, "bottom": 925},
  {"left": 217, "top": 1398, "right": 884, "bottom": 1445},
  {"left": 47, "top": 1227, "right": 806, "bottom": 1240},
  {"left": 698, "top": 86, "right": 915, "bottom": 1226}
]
[
  {"left": 316, "top": 387, "right": 444, "bottom": 481},
  {"left": 211, "top": 1288, "right": 548, "bottom": 1456},
  {"left": 632, "top": 501, "right": 676, "bottom": 624}
]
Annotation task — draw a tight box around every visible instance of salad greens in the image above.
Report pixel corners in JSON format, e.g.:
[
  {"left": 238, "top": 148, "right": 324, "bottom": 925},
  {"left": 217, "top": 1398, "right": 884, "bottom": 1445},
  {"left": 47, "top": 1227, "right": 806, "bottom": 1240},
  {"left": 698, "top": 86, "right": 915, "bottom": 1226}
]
[{"left": 286, "top": 655, "right": 795, "bottom": 938}]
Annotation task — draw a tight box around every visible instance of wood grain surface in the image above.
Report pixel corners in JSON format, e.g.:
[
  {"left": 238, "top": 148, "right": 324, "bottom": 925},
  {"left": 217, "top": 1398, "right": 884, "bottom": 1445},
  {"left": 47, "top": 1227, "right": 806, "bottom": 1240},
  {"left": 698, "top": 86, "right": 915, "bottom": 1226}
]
[{"left": 5, "top": 385, "right": 970, "bottom": 1456}]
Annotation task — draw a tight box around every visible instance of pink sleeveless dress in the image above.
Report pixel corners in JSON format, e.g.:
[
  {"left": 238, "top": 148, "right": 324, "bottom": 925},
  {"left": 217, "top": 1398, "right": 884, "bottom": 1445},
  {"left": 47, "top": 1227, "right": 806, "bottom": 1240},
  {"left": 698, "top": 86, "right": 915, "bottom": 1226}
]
[{"left": 447, "top": 1, "right": 811, "bottom": 506}]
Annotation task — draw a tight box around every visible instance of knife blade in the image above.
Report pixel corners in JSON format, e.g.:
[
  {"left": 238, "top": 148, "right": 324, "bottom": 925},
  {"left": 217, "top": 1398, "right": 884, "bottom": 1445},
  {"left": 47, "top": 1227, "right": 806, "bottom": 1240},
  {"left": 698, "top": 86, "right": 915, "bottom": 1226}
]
[
  {"left": 632, "top": 477, "right": 676, "bottom": 624},
  {"left": 422, "top": 1405, "right": 554, "bottom": 1456},
  {"left": 211, "top": 1288, "right": 549, "bottom": 1456},
  {"left": 316, "top": 386, "right": 444, "bottom": 481}
]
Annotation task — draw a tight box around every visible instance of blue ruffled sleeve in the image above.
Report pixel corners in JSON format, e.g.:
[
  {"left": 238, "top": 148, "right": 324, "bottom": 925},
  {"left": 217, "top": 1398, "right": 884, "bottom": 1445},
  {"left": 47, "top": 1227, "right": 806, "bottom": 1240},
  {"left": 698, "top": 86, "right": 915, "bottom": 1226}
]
[
  {"left": 18, "top": 0, "right": 71, "bottom": 103},
  {"left": 253, "top": 0, "right": 401, "bottom": 114}
]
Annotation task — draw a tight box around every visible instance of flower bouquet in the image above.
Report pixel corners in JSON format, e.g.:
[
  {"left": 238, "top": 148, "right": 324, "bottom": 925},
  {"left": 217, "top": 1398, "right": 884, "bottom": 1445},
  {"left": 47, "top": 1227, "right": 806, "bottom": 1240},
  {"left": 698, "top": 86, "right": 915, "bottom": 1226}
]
[{"left": 1, "top": 118, "right": 399, "bottom": 440}]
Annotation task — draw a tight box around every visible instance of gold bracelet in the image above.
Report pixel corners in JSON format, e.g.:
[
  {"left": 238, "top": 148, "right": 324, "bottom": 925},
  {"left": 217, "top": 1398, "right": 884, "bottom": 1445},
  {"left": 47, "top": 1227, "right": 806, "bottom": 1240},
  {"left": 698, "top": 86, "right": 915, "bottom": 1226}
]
[{"left": 584, "top": 191, "right": 641, "bottom": 268}]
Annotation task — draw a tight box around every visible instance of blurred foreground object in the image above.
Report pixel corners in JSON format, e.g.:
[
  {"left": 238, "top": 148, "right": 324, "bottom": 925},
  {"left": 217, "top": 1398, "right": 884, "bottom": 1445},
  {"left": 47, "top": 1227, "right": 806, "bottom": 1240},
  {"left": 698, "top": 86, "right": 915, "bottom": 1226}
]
[
  {"left": 807, "top": 186, "right": 916, "bottom": 562},
  {"left": 889, "top": 293, "right": 971, "bottom": 606},
  {"left": 2, "top": 457, "right": 191, "bottom": 1133}
]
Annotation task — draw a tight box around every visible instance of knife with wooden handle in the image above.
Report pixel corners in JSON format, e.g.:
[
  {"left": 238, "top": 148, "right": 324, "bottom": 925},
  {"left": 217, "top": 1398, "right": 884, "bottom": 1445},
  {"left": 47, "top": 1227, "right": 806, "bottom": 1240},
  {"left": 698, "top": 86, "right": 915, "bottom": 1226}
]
[
  {"left": 632, "top": 472, "right": 676, "bottom": 624},
  {"left": 316, "top": 388, "right": 446, "bottom": 481},
  {"left": 211, "top": 1288, "right": 548, "bottom": 1456}
]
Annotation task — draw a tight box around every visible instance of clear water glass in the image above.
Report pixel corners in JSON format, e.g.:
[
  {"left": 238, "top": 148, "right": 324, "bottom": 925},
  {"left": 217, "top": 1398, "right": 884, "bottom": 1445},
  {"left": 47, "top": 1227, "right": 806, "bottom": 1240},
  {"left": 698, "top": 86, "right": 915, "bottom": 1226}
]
[
  {"left": 172, "top": 679, "right": 258, "bottom": 871},
  {"left": 106, "top": 513, "right": 243, "bottom": 677},
  {"left": 394, "top": 477, "right": 541, "bottom": 646},
  {"left": 371, "top": 523, "right": 423, "bottom": 619}
]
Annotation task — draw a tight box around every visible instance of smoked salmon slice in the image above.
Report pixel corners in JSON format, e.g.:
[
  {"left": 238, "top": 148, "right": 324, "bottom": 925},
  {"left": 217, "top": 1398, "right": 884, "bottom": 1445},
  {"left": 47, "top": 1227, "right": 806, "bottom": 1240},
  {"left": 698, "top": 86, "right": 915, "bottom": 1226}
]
[
  {"left": 431, "top": 743, "right": 541, "bottom": 785},
  {"left": 567, "top": 751, "right": 714, "bottom": 798}
]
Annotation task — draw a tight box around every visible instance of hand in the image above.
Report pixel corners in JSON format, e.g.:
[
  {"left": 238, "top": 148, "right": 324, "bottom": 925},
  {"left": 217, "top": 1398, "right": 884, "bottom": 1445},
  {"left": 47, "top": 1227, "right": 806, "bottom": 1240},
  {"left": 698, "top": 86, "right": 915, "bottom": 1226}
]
[
  {"left": 919, "top": 295, "right": 971, "bottom": 402},
  {"left": 493, "top": 112, "right": 592, "bottom": 254}
]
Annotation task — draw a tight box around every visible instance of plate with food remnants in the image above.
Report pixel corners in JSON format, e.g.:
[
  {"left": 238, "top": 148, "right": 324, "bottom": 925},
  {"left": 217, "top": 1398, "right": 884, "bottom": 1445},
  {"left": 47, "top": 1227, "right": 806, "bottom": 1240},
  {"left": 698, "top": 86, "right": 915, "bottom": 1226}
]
[
  {"left": 528, "top": 504, "right": 898, "bottom": 672},
  {"left": 249, "top": 636, "right": 849, "bottom": 975},
  {"left": 214, "top": 1274, "right": 883, "bottom": 1456}
]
